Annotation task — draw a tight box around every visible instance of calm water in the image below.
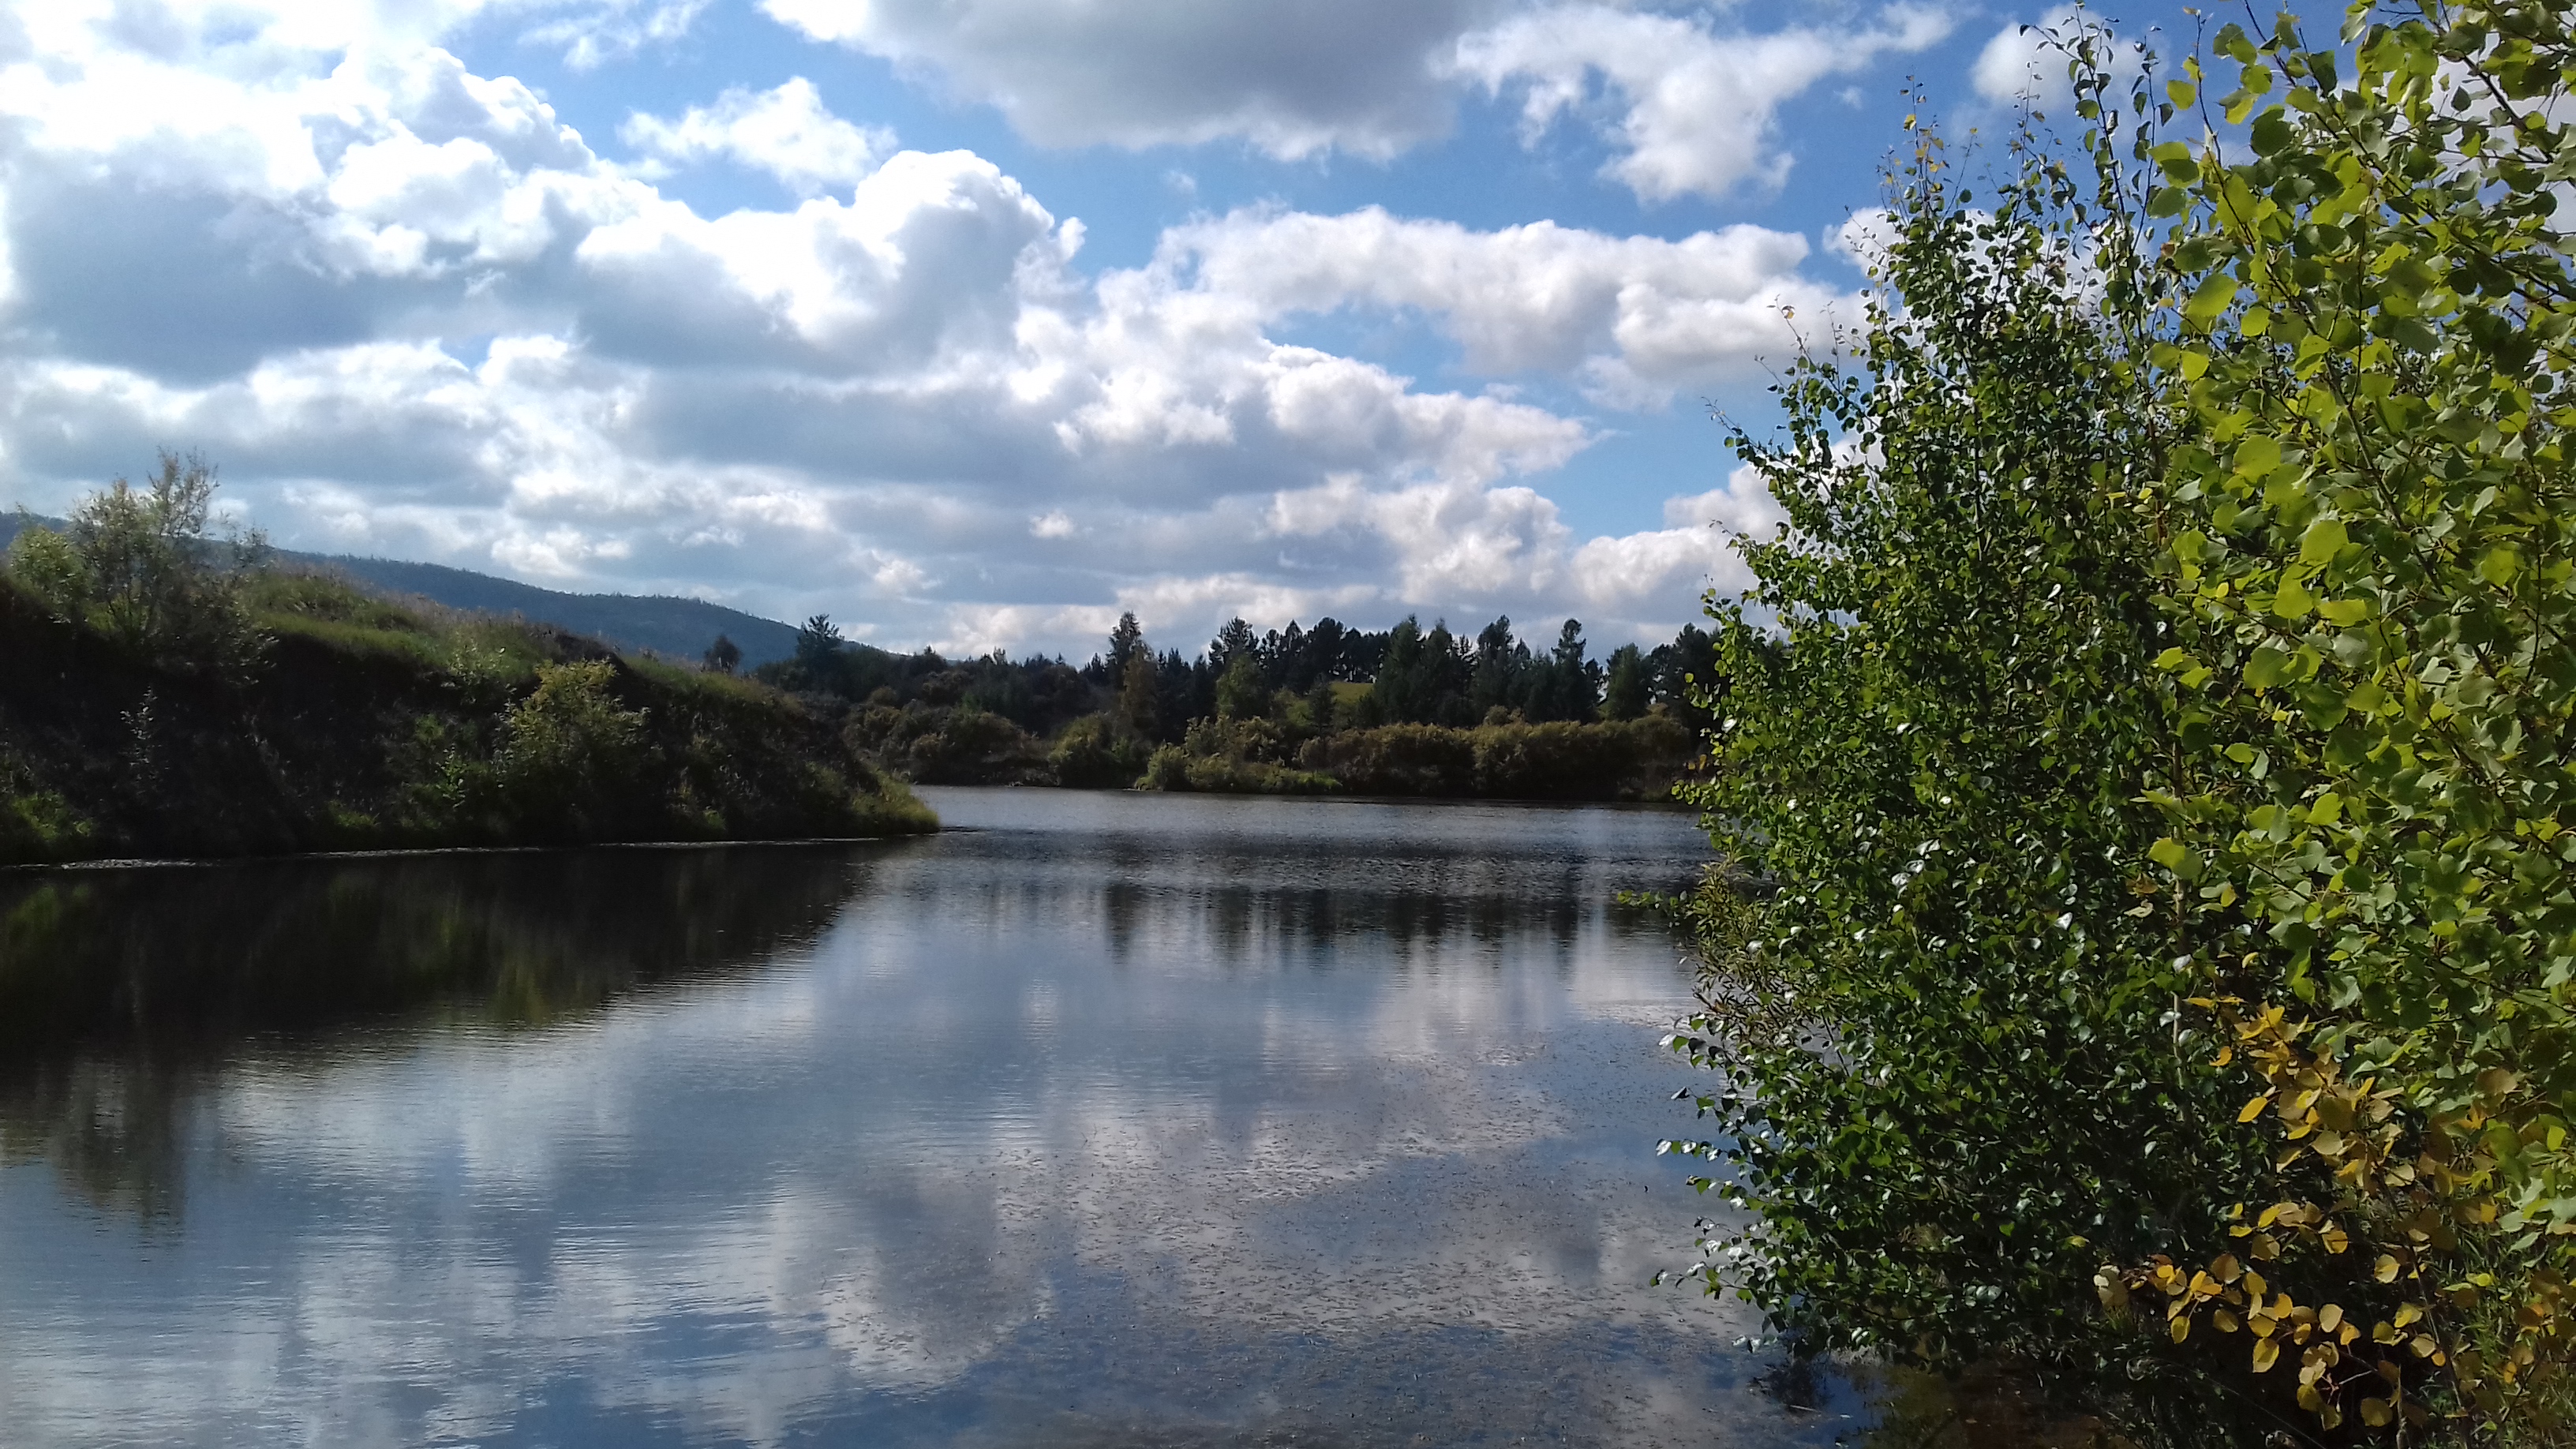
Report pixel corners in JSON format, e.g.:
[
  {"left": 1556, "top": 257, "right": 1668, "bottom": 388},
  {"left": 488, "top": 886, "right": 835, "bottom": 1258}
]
[{"left": 0, "top": 788, "right": 1874, "bottom": 1447}]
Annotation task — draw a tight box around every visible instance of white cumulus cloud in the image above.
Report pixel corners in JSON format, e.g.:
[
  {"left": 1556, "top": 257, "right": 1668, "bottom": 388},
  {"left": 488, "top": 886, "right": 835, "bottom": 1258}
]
[
  {"left": 1452, "top": 3, "right": 1958, "bottom": 200},
  {"left": 0, "top": 0, "right": 1852, "bottom": 656},
  {"left": 1129, "top": 206, "right": 1850, "bottom": 409},
  {"left": 623, "top": 78, "right": 897, "bottom": 197},
  {"left": 760, "top": 0, "right": 1955, "bottom": 204},
  {"left": 1971, "top": 8, "right": 2149, "bottom": 111}
]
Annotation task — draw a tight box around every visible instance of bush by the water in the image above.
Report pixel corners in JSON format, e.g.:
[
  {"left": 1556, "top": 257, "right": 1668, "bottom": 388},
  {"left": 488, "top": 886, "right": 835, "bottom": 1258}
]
[
  {"left": 1661, "top": 6, "right": 2576, "bottom": 1443},
  {"left": 1290, "top": 717, "right": 1692, "bottom": 799}
]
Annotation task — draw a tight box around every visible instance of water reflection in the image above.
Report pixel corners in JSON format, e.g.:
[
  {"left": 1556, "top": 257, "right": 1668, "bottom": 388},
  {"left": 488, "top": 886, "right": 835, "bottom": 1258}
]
[
  {"left": 0, "top": 790, "right": 1869, "bottom": 1447},
  {"left": 0, "top": 847, "right": 874, "bottom": 1222},
  {"left": 0, "top": 845, "right": 870, "bottom": 1049}
]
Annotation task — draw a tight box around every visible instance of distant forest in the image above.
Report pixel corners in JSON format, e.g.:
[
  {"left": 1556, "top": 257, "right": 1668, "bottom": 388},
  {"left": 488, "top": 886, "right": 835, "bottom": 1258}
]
[
  {"left": 736, "top": 608, "right": 1714, "bottom": 796},
  {"left": 759, "top": 610, "right": 1716, "bottom": 735}
]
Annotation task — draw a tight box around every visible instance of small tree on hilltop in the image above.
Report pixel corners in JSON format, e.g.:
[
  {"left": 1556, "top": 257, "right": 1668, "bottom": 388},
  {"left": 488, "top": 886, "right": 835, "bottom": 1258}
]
[{"left": 5, "top": 451, "right": 267, "bottom": 670}]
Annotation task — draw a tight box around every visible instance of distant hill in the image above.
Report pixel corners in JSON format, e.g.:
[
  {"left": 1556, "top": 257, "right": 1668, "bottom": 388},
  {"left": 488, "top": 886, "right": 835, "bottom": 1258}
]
[
  {"left": 310, "top": 557, "right": 802, "bottom": 668},
  {"left": 0, "top": 513, "right": 802, "bottom": 667}
]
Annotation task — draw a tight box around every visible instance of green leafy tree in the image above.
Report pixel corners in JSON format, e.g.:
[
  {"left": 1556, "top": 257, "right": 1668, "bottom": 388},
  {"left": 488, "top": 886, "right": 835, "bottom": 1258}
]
[
  {"left": 1524, "top": 619, "right": 1600, "bottom": 723},
  {"left": 1214, "top": 650, "right": 1267, "bottom": 721},
  {"left": 1601, "top": 644, "right": 1648, "bottom": 721},
  {"left": 1470, "top": 616, "right": 1526, "bottom": 718},
  {"left": 1660, "top": 63, "right": 2267, "bottom": 1428},
  {"left": 1374, "top": 617, "right": 1432, "bottom": 722},
  {"left": 1671, "top": 2, "right": 2576, "bottom": 1439},
  {"left": 2106, "top": 4, "right": 2576, "bottom": 1435},
  {"left": 6, "top": 451, "right": 266, "bottom": 668},
  {"left": 1117, "top": 646, "right": 1161, "bottom": 739}
]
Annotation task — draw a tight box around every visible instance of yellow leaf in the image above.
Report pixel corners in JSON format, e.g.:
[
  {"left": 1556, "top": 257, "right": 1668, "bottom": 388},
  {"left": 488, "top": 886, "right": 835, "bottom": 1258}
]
[
  {"left": 2171, "top": 1313, "right": 2192, "bottom": 1344},
  {"left": 2320, "top": 1304, "right": 2344, "bottom": 1333},
  {"left": 2374, "top": 1254, "right": 2399, "bottom": 1283},
  {"left": 2240, "top": 1095, "right": 2271, "bottom": 1124},
  {"left": 2394, "top": 1301, "right": 2424, "bottom": 1327},
  {"left": 2215, "top": 1309, "right": 2241, "bottom": 1333},
  {"left": 2252, "top": 1337, "right": 2279, "bottom": 1372},
  {"left": 2360, "top": 1398, "right": 2392, "bottom": 1427},
  {"left": 2212, "top": 1253, "right": 2241, "bottom": 1282},
  {"left": 2411, "top": 1334, "right": 2438, "bottom": 1357},
  {"left": 2297, "top": 1382, "right": 2325, "bottom": 1413}
]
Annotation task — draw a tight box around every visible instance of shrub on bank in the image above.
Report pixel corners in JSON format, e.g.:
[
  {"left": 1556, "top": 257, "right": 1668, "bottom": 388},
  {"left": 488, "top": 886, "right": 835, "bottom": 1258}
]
[
  {"left": 841, "top": 698, "right": 1050, "bottom": 786},
  {"left": 1133, "top": 743, "right": 1336, "bottom": 795},
  {"left": 1048, "top": 713, "right": 1151, "bottom": 788},
  {"left": 1294, "top": 717, "right": 1692, "bottom": 799}
]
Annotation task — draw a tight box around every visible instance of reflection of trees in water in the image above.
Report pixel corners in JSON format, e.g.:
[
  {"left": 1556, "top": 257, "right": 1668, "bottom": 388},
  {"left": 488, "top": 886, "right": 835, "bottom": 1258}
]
[
  {"left": 0, "top": 844, "right": 883, "bottom": 1218},
  {"left": 935, "top": 837, "right": 1645, "bottom": 972},
  {"left": 0, "top": 1058, "right": 194, "bottom": 1224}
]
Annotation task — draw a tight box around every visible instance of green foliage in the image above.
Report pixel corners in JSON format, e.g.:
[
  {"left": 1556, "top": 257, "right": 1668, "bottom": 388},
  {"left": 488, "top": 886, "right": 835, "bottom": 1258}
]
[
  {"left": 0, "top": 753, "right": 89, "bottom": 861},
  {"left": 1139, "top": 743, "right": 1192, "bottom": 792},
  {"left": 490, "top": 660, "right": 649, "bottom": 837},
  {"left": 1294, "top": 717, "right": 1690, "bottom": 799},
  {"left": 1602, "top": 644, "right": 1649, "bottom": 721},
  {"left": 842, "top": 698, "right": 1050, "bottom": 784},
  {"left": 1667, "top": 2, "right": 2576, "bottom": 1440},
  {"left": 1215, "top": 651, "right": 1268, "bottom": 721},
  {"left": 2113, "top": 3, "right": 2576, "bottom": 1435},
  {"left": 1658, "top": 61, "right": 2271, "bottom": 1428},
  {"left": 6, "top": 453, "right": 266, "bottom": 670},
  {"left": 0, "top": 531, "right": 934, "bottom": 862}
]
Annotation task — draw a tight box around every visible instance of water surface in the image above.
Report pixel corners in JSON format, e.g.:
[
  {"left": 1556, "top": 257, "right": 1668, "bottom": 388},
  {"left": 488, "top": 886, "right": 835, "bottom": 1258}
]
[{"left": 0, "top": 788, "right": 1869, "bottom": 1446}]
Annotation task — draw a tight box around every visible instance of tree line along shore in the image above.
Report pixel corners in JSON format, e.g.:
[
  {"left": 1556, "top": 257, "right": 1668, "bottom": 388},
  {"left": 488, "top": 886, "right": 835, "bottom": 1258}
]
[
  {"left": 732, "top": 606, "right": 1713, "bottom": 799},
  {"left": 0, "top": 466, "right": 1713, "bottom": 867}
]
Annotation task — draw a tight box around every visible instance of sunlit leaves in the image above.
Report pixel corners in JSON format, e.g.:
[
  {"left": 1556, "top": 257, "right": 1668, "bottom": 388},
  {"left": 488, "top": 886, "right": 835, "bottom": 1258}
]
[
  {"left": 1662, "top": 54, "right": 2238, "bottom": 1397},
  {"left": 2135, "top": 9, "right": 2576, "bottom": 1423}
]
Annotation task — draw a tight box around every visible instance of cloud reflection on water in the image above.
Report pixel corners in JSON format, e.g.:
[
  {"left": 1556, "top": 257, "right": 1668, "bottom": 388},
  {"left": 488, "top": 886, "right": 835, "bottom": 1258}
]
[{"left": 0, "top": 792, "right": 1855, "bottom": 1447}]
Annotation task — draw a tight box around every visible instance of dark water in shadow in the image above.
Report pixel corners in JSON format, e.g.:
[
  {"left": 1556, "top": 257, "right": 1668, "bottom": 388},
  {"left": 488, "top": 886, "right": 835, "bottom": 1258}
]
[{"left": 0, "top": 788, "right": 1874, "bottom": 1447}]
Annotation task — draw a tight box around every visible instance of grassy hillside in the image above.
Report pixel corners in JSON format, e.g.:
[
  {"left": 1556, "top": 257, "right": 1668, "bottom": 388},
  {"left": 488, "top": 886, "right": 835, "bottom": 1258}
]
[{"left": 0, "top": 565, "right": 934, "bottom": 867}]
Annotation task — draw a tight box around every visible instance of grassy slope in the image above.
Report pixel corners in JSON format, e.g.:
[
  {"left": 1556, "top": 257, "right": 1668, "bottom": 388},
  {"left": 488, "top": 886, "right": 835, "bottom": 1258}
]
[{"left": 0, "top": 572, "right": 934, "bottom": 866}]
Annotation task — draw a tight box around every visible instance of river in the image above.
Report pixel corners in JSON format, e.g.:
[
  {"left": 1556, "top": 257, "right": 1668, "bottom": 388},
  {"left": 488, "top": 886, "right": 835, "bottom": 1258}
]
[{"left": 0, "top": 787, "right": 1880, "bottom": 1447}]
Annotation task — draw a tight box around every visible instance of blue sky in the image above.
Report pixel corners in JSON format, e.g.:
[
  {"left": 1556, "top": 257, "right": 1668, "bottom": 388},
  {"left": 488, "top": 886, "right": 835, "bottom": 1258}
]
[{"left": 0, "top": 0, "right": 2193, "bottom": 657}]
